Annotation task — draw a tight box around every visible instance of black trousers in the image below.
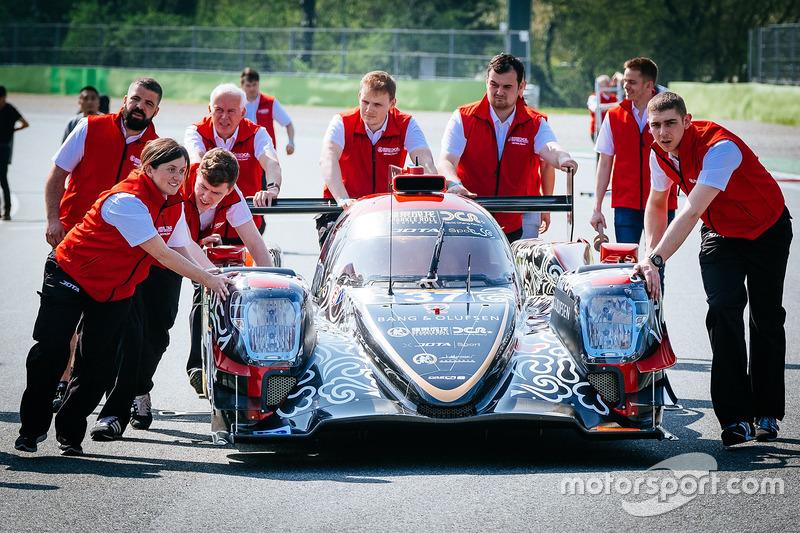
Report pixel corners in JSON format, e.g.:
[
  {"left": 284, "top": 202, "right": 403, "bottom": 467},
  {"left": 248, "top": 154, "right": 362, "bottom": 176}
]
[
  {"left": 19, "top": 254, "right": 131, "bottom": 444},
  {"left": 99, "top": 266, "right": 182, "bottom": 424},
  {"left": 700, "top": 208, "right": 792, "bottom": 428},
  {"left": 0, "top": 143, "right": 11, "bottom": 213}
]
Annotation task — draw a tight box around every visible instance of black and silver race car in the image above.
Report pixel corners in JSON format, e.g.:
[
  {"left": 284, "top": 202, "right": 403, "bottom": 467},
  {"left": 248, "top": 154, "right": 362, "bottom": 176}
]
[{"left": 200, "top": 171, "right": 678, "bottom": 445}]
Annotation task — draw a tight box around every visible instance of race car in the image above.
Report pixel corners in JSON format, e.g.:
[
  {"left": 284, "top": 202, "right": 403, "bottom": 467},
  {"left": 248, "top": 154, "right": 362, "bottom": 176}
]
[{"left": 199, "top": 169, "right": 678, "bottom": 445}]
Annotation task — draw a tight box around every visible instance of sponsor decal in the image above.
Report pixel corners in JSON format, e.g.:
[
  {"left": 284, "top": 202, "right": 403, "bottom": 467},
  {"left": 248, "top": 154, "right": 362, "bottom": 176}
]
[
  {"left": 428, "top": 375, "right": 466, "bottom": 381},
  {"left": 157, "top": 224, "right": 174, "bottom": 236},
  {"left": 234, "top": 152, "right": 252, "bottom": 161},
  {"left": 413, "top": 353, "right": 438, "bottom": 365},
  {"left": 508, "top": 135, "right": 529, "bottom": 146},
  {"left": 60, "top": 280, "right": 80, "bottom": 292},
  {"left": 378, "top": 315, "right": 499, "bottom": 322},
  {"left": 452, "top": 326, "right": 491, "bottom": 335},
  {"left": 423, "top": 303, "right": 449, "bottom": 315},
  {"left": 411, "top": 326, "right": 450, "bottom": 336},
  {"left": 404, "top": 342, "right": 452, "bottom": 347},
  {"left": 387, "top": 327, "right": 410, "bottom": 337},
  {"left": 553, "top": 293, "right": 571, "bottom": 320},
  {"left": 330, "top": 285, "right": 343, "bottom": 307},
  {"left": 441, "top": 211, "right": 481, "bottom": 223},
  {"left": 377, "top": 146, "right": 401, "bottom": 155},
  {"left": 257, "top": 109, "right": 271, "bottom": 115},
  {"left": 456, "top": 342, "right": 480, "bottom": 347},
  {"left": 438, "top": 355, "right": 476, "bottom": 364},
  {"left": 393, "top": 210, "right": 440, "bottom": 225},
  {"left": 130, "top": 155, "right": 142, "bottom": 167}
]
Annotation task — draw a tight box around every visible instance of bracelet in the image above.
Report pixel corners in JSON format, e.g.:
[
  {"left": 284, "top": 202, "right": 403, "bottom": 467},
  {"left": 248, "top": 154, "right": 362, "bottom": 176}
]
[
  {"left": 337, "top": 196, "right": 350, "bottom": 207},
  {"left": 267, "top": 182, "right": 280, "bottom": 191},
  {"left": 287, "top": 141, "right": 295, "bottom": 146},
  {"left": 447, "top": 181, "right": 462, "bottom": 191}
]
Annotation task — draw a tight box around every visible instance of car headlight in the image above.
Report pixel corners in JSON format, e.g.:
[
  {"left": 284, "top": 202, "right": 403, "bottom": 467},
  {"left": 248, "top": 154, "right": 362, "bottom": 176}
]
[
  {"left": 230, "top": 293, "right": 302, "bottom": 363},
  {"left": 580, "top": 294, "right": 650, "bottom": 363}
]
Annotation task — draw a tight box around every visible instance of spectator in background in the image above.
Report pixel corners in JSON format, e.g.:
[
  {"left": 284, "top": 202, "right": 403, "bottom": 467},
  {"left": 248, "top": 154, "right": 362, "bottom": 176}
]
[
  {"left": 439, "top": 53, "right": 577, "bottom": 243},
  {"left": 0, "top": 86, "right": 30, "bottom": 221},
  {"left": 63, "top": 86, "right": 101, "bottom": 142},
  {"left": 586, "top": 74, "right": 620, "bottom": 143},
  {"left": 240, "top": 68, "right": 295, "bottom": 156}
]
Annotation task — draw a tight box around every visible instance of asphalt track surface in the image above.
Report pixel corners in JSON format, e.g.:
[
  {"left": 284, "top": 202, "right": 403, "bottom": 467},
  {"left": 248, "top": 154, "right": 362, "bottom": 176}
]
[{"left": 1, "top": 94, "right": 799, "bottom": 532}]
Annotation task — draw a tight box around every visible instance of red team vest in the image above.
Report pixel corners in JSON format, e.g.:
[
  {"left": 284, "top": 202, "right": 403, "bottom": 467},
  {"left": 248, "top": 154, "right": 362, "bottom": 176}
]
[
  {"left": 253, "top": 94, "right": 277, "bottom": 148},
  {"left": 457, "top": 96, "right": 543, "bottom": 233},
  {"left": 324, "top": 107, "right": 412, "bottom": 199},
  {"left": 56, "top": 171, "right": 184, "bottom": 302},
  {"left": 59, "top": 111, "right": 159, "bottom": 231},
  {"left": 651, "top": 121, "right": 784, "bottom": 240},
  {"left": 607, "top": 98, "right": 678, "bottom": 211},
  {"left": 193, "top": 116, "right": 263, "bottom": 232}
]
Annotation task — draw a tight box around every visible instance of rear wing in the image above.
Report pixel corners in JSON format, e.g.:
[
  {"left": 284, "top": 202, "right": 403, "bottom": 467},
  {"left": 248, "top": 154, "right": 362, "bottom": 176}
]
[{"left": 247, "top": 169, "right": 575, "bottom": 239}]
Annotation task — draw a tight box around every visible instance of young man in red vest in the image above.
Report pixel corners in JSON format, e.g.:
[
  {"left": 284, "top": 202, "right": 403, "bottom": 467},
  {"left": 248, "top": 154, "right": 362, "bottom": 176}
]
[
  {"left": 183, "top": 84, "right": 282, "bottom": 392},
  {"left": 439, "top": 53, "right": 577, "bottom": 242},
  {"left": 635, "top": 92, "right": 792, "bottom": 447},
  {"left": 240, "top": 67, "right": 295, "bottom": 156},
  {"left": 45, "top": 77, "right": 163, "bottom": 411},
  {"left": 317, "top": 70, "right": 437, "bottom": 246},
  {"left": 15, "top": 139, "right": 236, "bottom": 455},
  {"left": 591, "top": 57, "right": 678, "bottom": 245}
]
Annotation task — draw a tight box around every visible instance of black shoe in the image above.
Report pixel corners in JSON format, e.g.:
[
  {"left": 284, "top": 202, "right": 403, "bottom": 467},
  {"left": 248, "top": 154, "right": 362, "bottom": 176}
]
[
  {"left": 89, "top": 416, "right": 124, "bottom": 441},
  {"left": 57, "top": 441, "right": 84, "bottom": 456},
  {"left": 756, "top": 417, "right": 779, "bottom": 442},
  {"left": 52, "top": 381, "right": 68, "bottom": 412},
  {"left": 130, "top": 393, "right": 152, "bottom": 430},
  {"left": 721, "top": 421, "right": 756, "bottom": 446},
  {"left": 1, "top": 214, "right": 10, "bottom": 221},
  {"left": 14, "top": 433, "right": 47, "bottom": 453},
  {"left": 188, "top": 368, "right": 204, "bottom": 396}
]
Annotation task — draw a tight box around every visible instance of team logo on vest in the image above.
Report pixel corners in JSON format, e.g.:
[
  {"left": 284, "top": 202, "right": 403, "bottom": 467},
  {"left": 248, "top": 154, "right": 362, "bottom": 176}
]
[
  {"left": 377, "top": 146, "right": 401, "bottom": 156},
  {"left": 257, "top": 109, "right": 271, "bottom": 115},
  {"left": 235, "top": 153, "right": 252, "bottom": 161},
  {"left": 157, "top": 224, "right": 174, "bottom": 236},
  {"left": 508, "top": 136, "right": 529, "bottom": 146},
  {"left": 130, "top": 155, "right": 142, "bottom": 167}
]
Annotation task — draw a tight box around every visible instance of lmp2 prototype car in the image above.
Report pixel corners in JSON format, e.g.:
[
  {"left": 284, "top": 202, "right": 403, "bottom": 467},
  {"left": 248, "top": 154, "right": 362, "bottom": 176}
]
[{"left": 200, "top": 170, "right": 678, "bottom": 445}]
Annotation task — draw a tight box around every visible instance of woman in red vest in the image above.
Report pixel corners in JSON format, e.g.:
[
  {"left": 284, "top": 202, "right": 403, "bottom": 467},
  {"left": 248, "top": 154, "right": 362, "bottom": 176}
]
[{"left": 15, "top": 138, "right": 236, "bottom": 456}]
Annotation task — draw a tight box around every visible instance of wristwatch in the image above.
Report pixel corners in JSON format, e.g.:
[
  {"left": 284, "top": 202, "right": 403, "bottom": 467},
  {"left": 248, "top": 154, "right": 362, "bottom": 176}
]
[{"left": 648, "top": 253, "right": 665, "bottom": 270}]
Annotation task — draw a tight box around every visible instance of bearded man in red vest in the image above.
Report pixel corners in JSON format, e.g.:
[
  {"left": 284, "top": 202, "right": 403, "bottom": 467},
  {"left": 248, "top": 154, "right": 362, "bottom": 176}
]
[
  {"left": 634, "top": 92, "right": 792, "bottom": 447},
  {"left": 240, "top": 67, "right": 295, "bottom": 156},
  {"left": 439, "top": 53, "right": 577, "bottom": 242},
  {"left": 591, "top": 57, "right": 678, "bottom": 245},
  {"left": 184, "top": 83, "right": 282, "bottom": 239},
  {"left": 317, "top": 70, "right": 437, "bottom": 246},
  {"left": 45, "top": 77, "right": 162, "bottom": 248}
]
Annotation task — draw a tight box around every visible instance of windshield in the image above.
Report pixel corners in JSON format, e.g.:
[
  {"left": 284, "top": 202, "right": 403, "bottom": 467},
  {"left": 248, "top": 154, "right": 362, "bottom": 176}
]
[{"left": 326, "top": 209, "right": 515, "bottom": 286}]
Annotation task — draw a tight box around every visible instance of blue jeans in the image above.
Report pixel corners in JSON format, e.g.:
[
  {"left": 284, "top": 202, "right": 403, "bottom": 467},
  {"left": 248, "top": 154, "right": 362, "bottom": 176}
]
[{"left": 614, "top": 207, "right": 675, "bottom": 245}]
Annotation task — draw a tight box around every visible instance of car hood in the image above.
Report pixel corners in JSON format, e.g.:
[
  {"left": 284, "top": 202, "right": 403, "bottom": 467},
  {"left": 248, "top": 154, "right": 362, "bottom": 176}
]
[{"left": 355, "top": 288, "right": 516, "bottom": 405}]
